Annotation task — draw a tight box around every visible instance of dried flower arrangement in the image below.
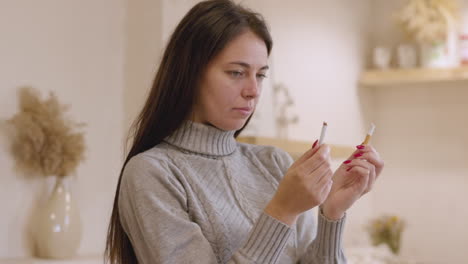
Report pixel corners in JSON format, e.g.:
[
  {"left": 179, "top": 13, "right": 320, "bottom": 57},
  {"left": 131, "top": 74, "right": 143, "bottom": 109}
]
[
  {"left": 366, "top": 215, "right": 405, "bottom": 255},
  {"left": 273, "top": 83, "right": 298, "bottom": 139},
  {"left": 396, "top": 0, "right": 459, "bottom": 43},
  {"left": 8, "top": 87, "right": 86, "bottom": 178}
]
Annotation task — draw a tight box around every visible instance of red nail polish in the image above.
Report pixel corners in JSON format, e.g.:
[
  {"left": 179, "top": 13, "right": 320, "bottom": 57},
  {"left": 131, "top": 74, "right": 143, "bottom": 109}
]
[
  {"left": 346, "top": 167, "right": 352, "bottom": 172},
  {"left": 354, "top": 153, "right": 363, "bottom": 158},
  {"left": 312, "top": 139, "right": 318, "bottom": 148},
  {"left": 356, "top": 145, "right": 365, "bottom": 150},
  {"left": 343, "top": 160, "right": 351, "bottom": 164}
]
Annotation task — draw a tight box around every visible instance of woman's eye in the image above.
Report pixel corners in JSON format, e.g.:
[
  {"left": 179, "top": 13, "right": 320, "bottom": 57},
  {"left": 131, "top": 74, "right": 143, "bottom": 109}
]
[
  {"left": 257, "top": 73, "right": 267, "bottom": 80},
  {"left": 228, "top": 71, "right": 244, "bottom": 78}
]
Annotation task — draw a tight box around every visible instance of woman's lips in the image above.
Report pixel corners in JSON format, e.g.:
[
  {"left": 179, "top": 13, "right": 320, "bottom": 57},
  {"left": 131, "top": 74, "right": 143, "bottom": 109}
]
[{"left": 233, "top": 107, "right": 252, "bottom": 116}]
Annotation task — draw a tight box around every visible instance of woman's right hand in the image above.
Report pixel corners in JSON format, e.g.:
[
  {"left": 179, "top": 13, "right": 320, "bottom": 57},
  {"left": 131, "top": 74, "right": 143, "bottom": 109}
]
[{"left": 264, "top": 141, "right": 334, "bottom": 226}]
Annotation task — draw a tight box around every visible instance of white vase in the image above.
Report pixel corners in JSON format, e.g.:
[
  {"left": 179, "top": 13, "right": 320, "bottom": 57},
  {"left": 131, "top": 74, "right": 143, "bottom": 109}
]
[
  {"left": 33, "top": 176, "right": 82, "bottom": 259},
  {"left": 420, "top": 9, "right": 459, "bottom": 68},
  {"left": 372, "top": 46, "right": 392, "bottom": 69}
]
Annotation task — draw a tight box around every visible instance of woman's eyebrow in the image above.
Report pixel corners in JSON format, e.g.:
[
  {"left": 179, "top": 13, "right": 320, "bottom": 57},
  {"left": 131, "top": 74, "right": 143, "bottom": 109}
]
[{"left": 228, "top": 61, "right": 269, "bottom": 70}]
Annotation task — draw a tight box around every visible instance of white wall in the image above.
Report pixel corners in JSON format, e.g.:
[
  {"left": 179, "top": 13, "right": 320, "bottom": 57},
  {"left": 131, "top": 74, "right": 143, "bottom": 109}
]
[
  {"left": 244, "top": 0, "right": 374, "bottom": 145},
  {"left": 371, "top": 83, "right": 468, "bottom": 263},
  {"left": 370, "top": 0, "right": 468, "bottom": 262},
  {"left": 0, "top": 0, "right": 126, "bottom": 258},
  {"left": 124, "top": 0, "right": 163, "bottom": 138}
]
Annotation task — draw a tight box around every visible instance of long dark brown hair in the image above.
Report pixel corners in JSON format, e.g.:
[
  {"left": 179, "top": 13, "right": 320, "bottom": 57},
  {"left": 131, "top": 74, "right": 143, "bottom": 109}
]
[{"left": 105, "top": 0, "right": 272, "bottom": 263}]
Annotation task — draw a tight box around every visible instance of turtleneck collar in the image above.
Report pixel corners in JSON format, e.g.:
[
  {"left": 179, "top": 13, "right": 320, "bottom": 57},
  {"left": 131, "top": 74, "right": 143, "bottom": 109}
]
[{"left": 164, "top": 120, "right": 237, "bottom": 156}]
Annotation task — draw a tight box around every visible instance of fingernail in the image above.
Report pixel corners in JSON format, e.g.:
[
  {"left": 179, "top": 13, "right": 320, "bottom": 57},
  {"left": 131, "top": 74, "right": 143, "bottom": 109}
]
[
  {"left": 354, "top": 153, "right": 363, "bottom": 158},
  {"left": 343, "top": 160, "right": 352, "bottom": 164},
  {"left": 312, "top": 139, "right": 318, "bottom": 149},
  {"left": 346, "top": 167, "right": 352, "bottom": 172},
  {"left": 356, "top": 145, "right": 365, "bottom": 150}
]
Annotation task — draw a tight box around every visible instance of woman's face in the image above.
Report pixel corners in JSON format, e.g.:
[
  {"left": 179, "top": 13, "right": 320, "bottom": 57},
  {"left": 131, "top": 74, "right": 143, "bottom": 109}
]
[{"left": 191, "top": 30, "right": 269, "bottom": 131}]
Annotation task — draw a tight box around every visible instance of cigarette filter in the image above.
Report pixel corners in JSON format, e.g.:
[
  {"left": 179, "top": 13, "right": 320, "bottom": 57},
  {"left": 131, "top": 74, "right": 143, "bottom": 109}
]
[{"left": 361, "top": 123, "right": 376, "bottom": 145}]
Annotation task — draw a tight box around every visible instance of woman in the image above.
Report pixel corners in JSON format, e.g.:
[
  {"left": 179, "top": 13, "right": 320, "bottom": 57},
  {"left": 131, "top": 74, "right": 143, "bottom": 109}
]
[{"left": 105, "top": 0, "right": 384, "bottom": 263}]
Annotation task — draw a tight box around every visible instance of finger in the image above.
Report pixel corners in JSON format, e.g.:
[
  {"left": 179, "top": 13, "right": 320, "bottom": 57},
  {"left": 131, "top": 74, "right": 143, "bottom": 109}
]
[
  {"left": 351, "top": 159, "right": 377, "bottom": 193},
  {"left": 364, "top": 146, "right": 382, "bottom": 161},
  {"left": 344, "top": 145, "right": 383, "bottom": 168},
  {"left": 294, "top": 152, "right": 330, "bottom": 189},
  {"left": 311, "top": 162, "right": 333, "bottom": 185},
  {"left": 299, "top": 145, "right": 331, "bottom": 175},
  {"left": 345, "top": 145, "right": 367, "bottom": 161},
  {"left": 347, "top": 166, "right": 370, "bottom": 193},
  {"left": 293, "top": 139, "right": 321, "bottom": 167},
  {"left": 363, "top": 164, "right": 377, "bottom": 194},
  {"left": 354, "top": 145, "right": 383, "bottom": 165},
  {"left": 345, "top": 158, "right": 373, "bottom": 172},
  {"left": 349, "top": 144, "right": 381, "bottom": 159},
  {"left": 354, "top": 152, "right": 384, "bottom": 176}
]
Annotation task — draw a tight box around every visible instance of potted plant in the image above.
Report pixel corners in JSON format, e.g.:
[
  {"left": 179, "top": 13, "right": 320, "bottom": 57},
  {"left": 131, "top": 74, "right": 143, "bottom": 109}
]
[
  {"left": 8, "top": 87, "right": 86, "bottom": 259},
  {"left": 396, "top": 0, "right": 460, "bottom": 68},
  {"left": 367, "top": 215, "right": 406, "bottom": 255}
]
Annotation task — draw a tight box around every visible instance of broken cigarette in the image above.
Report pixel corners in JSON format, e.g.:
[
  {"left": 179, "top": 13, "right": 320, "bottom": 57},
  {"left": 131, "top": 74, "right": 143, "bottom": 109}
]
[
  {"left": 318, "top": 121, "right": 328, "bottom": 145},
  {"left": 361, "top": 123, "right": 376, "bottom": 145}
]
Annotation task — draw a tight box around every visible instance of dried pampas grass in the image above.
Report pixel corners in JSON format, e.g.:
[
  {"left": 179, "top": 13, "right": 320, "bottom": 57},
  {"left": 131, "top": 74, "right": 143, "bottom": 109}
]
[{"left": 8, "top": 87, "right": 86, "bottom": 177}]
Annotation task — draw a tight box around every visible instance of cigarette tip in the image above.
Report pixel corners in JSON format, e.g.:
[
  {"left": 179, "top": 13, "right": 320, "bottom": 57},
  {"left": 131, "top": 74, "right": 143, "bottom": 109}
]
[
  {"left": 369, "top": 123, "right": 376, "bottom": 135},
  {"left": 323, "top": 121, "right": 328, "bottom": 126}
]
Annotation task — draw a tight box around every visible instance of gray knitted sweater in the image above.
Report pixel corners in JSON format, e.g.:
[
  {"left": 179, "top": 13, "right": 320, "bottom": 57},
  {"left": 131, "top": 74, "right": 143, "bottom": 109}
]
[{"left": 119, "top": 121, "right": 346, "bottom": 264}]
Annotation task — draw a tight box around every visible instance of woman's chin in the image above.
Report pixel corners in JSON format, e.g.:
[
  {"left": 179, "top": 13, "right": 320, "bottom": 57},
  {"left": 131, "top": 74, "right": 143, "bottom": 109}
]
[{"left": 215, "top": 119, "right": 248, "bottom": 132}]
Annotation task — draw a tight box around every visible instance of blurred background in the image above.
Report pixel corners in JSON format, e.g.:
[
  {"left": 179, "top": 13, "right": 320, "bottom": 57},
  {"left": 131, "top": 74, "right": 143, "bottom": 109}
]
[{"left": 1, "top": 0, "right": 468, "bottom": 263}]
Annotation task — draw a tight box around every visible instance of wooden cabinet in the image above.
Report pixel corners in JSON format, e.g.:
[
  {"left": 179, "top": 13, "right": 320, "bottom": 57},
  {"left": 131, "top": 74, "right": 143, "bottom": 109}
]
[{"left": 237, "top": 136, "right": 354, "bottom": 160}]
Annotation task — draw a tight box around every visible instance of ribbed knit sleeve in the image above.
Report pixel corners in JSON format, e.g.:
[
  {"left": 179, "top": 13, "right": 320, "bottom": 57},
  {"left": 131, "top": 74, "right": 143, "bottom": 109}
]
[
  {"left": 298, "top": 211, "right": 347, "bottom": 264},
  {"left": 239, "top": 213, "right": 292, "bottom": 263}
]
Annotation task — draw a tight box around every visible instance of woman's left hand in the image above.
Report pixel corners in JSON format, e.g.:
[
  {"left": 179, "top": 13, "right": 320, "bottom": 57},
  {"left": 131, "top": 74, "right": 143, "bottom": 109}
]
[{"left": 321, "top": 144, "right": 384, "bottom": 220}]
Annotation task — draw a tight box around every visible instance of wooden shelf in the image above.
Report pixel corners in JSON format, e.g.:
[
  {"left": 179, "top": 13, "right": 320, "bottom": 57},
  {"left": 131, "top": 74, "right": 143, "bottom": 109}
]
[
  {"left": 237, "top": 136, "right": 354, "bottom": 160},
  {"left": 0, "top": 256, "right": 101, "bottom": 264},
  {"left": 360, "top": 66, "right": 468, "bottom": 86}
]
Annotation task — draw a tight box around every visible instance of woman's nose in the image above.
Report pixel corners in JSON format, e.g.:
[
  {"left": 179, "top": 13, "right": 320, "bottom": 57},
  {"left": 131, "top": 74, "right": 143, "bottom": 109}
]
[{"left": 241, "top": 77, "right": 260, "bottom": 99}]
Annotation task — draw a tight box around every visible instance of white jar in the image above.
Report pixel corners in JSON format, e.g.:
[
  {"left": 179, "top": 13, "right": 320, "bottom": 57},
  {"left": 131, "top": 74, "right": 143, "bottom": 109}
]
[
  {"left": 372, "top": 46, "right": 392, "bottom": 69},
  {"left": 460, "top": 3, "right": 468, "bottom": 65},
  {"left": 397, "top": 44, "right": 417, "bottom": 68}
]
